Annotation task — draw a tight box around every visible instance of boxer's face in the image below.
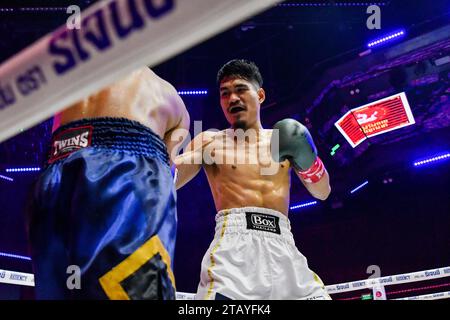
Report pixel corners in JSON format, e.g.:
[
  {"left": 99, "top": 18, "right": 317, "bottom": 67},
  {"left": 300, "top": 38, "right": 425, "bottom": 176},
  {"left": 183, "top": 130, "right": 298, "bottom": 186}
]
[{"left": 219, "top": 76, "right": 265, "bottom": 130}]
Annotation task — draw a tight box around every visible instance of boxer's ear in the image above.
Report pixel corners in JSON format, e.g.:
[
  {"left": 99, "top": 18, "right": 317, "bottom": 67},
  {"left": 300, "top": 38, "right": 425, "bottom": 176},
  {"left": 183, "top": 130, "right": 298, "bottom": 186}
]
[{"left": 257, "top": 87, "right": 265, "bottom": 104}]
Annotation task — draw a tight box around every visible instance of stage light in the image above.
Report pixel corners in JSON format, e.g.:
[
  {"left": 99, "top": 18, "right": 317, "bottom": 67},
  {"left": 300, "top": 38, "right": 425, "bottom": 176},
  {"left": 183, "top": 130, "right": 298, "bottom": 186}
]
[
  {"left": 367, "top": 30, "right": 406, "bottom": 48},
  {"left": 0, "top": 174, "right": 13, "bottom": 182},
  {"left": 5, "top": 167, "right": 41, "bottom": 173},
  {"left": 413, "top": 153, "right": 450, "bottom": 167},
  {"left": 350, "top": 181, "right": 369, "bottom": 194},
  {"left": 0, "top": 251, "right": 31, "bottom": 261},
  {"left": 290, "top": 201, "right": 318, "bottom": 210},
  {"left": 278, "top": 2, "right": 387, "bottom": 7},
  {"left": 330, "top": 144, "right": 341, "bottom": 156},
  {"left": 178, "top": 90, "right": 208, "bottom": 96}
]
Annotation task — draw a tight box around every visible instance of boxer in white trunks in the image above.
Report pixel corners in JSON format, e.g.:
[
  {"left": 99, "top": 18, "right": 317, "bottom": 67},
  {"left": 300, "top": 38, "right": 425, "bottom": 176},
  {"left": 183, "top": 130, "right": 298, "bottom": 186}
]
[{"left": 175, "top": 59, "right": 331, "bottom": 300}]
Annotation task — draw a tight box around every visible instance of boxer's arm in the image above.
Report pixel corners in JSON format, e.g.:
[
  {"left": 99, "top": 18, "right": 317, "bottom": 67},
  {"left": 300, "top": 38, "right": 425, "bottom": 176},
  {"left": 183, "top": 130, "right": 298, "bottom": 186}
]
[
  {"left": 162, "top": 79, "right": 192, "bottom": 167},
  {"left": 294, "top": 167, "right": 331, "bottom": 200},
  {"left": 175, "top": 131, "right": 214, "bottom": 189},
  {"left": 165, "top": 106, "right": 190, "bottom": 167},
  {"left": 174, "top": 153, "right": 201, "bottom": 189}
]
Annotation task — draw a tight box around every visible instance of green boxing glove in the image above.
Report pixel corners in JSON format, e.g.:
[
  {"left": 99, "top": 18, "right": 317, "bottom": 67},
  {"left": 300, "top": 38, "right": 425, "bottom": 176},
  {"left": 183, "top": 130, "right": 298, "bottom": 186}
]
[{"left": 271, "top": 118, "right": 325, "bottom": 183}]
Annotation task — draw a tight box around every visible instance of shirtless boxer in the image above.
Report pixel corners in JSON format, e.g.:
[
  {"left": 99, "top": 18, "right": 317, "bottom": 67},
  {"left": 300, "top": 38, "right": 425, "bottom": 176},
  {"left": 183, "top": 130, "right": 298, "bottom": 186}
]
[
  {"left": 175, "top": 59, "right": 331, "bottom": 300},
  {"left": 27, "top": 67, "right": 190, "bottom": 300}
]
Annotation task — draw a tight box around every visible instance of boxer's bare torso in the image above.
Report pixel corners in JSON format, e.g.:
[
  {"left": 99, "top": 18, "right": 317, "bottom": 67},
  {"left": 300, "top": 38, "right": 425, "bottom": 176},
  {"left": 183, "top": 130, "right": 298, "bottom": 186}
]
[
  {"left": 53, "top": 67, "right": 189, "bottom": 160},
  {"left": 176, "top": 129, "right": 292, "bottom": 216}
]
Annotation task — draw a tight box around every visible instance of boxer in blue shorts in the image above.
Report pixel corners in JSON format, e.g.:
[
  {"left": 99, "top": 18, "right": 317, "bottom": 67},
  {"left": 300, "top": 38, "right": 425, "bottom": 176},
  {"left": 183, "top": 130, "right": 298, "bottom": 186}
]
[{"left": 27, "top": 67, "right": 190, "bottom": 299}]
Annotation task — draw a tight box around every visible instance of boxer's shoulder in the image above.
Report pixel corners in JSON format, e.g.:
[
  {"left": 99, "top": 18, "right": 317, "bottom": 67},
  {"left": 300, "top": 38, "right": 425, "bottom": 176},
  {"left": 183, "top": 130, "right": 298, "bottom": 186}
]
[
  {"left": 200, "top": 130, "right": 223, "bottom": 142},
  {"left": 183, "top": 130, "right": 218, "bottom": 153},
  {"left": 140, "top": 67, "right": 179, "bottom": 98}
]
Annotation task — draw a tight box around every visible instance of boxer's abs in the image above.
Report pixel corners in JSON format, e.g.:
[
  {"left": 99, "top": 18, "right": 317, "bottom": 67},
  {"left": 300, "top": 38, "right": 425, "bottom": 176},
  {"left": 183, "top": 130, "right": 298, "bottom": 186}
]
[
  {"left": 208, "top": 175, "right": 291, "bottom": 216},
  {"left": 205, "top": 159, "right": 292, "bottom": 216},
  {"left": 201, "top": 130, "right": 292, "bottom": 216}
]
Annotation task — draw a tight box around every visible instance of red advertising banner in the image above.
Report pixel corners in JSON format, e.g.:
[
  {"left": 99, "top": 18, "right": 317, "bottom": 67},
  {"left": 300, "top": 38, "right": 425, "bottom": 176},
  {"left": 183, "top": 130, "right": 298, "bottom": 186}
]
[{"left": 335, "top": 92, "right": 415, "bottom": 148}]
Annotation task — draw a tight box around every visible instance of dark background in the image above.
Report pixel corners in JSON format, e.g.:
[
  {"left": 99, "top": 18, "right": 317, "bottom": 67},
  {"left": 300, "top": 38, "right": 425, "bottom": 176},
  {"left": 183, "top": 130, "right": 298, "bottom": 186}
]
[{"left": 0, "top": 0, "right": 449, "bottom": 299}]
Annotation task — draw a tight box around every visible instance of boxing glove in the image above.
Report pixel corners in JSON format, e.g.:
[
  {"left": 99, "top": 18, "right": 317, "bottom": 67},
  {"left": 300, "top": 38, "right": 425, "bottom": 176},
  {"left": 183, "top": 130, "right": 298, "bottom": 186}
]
[{"left": 271, "top": 118, "right": 325, "bottom": 183}]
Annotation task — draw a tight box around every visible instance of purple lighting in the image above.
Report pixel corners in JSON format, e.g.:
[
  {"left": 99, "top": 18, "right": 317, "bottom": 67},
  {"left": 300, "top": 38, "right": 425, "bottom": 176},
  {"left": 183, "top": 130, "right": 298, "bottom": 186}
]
[
  {"left": 278, "top": 2, "right": 387, "bottom": 7},
  {"left": 0, "top": 251, "right": 31, "bottom": 261},
  {"left": 178, "top": 90, "right": 208, "bottom": 96},
  {"left": 367, "top": 30, "right": 406, "bottom": 48},
  {"left": 350, "top": 180, "right": 369, "bottom": 194},
  {"left": 6, "top": 167, "right": 41, "bottom": 173},
  {"left": 0, "top": 7, "right": 67, "bottom": 12},
  {"left": 290, "top": 201, "right": 318, "bottom": 210},
  {"left": 0, "top": 174, "right": 14, "bottom": 182},
  {"left": 20, "top": 7, "right": 66, "bottom": 12},
  {"left": 413, "top": 153, "right": 450, "bottom": 167}
]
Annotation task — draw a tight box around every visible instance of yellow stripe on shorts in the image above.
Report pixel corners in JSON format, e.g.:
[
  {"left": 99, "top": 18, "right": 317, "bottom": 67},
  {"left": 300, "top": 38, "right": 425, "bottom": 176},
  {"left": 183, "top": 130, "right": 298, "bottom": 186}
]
[
  {"left": 99, "top": 235, "right": 175, "bottom": 300},
  {"left": 204, "top": 210, "right": 229, "bottom": 300}
]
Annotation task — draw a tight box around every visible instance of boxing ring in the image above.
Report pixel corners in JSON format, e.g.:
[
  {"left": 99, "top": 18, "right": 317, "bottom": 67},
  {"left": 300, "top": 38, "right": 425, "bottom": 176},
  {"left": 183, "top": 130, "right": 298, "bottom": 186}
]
[
  {"left": 1, "top": 266, "right": 449, "bottom": 300},
  {"left": 0, "top": 0, "right": 449, "bottom": 301}
]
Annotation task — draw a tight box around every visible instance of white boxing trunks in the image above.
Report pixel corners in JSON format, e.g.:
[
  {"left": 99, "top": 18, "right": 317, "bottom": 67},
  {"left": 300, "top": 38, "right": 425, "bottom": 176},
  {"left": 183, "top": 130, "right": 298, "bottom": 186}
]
[{"left": 195, "top": 207, "right": 331, "bottom": 300}]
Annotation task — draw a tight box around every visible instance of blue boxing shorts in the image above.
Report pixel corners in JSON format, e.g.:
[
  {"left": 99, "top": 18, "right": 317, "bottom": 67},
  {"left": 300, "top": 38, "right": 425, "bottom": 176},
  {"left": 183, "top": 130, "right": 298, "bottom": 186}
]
[{"left": 27, "top": 117, "right": 177, "bottom": 300}]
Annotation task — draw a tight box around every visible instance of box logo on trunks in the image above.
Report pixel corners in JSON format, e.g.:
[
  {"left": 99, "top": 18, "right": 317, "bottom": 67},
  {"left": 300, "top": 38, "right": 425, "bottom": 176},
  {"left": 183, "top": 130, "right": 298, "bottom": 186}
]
[
  {"left": 49, "top": 125, "right": 93, "bottom": 163},
  {"left": 245, "top": 212, "right": 280, "bottom": 235}
]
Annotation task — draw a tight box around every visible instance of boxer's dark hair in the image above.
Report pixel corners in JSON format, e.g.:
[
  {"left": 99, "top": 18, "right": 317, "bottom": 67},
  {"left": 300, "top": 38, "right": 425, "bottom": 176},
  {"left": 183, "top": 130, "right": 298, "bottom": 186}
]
[{"left": 217, "top": 59, "right": 263, "bottom": 88}]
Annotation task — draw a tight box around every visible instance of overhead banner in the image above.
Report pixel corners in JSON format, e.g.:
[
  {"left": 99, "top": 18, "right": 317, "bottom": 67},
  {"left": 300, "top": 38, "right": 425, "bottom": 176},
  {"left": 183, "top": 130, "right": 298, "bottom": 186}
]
[
  {"left": 335, "top": 92, "right": 415, "bottom": 148},
  {"left": 0, "top": 0, "right": 282, "bottom": 143}
]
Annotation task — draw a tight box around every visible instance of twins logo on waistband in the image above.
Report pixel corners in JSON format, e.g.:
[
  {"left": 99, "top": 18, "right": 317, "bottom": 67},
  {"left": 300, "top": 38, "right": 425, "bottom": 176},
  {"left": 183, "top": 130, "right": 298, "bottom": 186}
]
[
  {"left": 49, "top": 125, "right": 93, "bottom": 163},
  {"left": 245, "top": 212, "right": 280, "bottom": 235}
]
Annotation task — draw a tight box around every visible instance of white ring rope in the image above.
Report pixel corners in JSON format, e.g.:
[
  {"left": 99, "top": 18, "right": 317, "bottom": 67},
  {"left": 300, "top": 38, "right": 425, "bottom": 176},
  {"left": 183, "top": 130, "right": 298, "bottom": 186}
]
[
  {"left": 0, "top": 0, "right": 281, "bottom": 143},
  {"left": 2, "top": 266, "right": 449, "bottom": 300},
  {"left": 394, "top": 291, "right": 450, "bottom": 300},
  {"left": 0, "top": 269, "right": 34, "bottom": 287},
  {"left": 325, "top": 266, "right": 450, "bottom": 294}
]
